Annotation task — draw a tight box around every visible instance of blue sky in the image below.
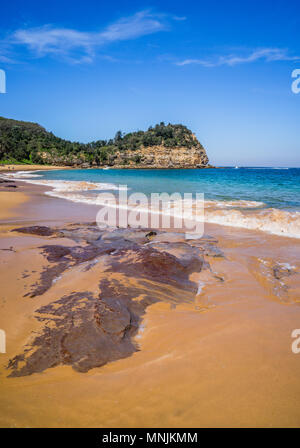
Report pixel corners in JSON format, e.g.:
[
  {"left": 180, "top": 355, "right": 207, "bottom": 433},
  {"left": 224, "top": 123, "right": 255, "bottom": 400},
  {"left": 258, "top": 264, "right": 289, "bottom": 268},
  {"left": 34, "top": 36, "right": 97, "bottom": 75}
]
[{"left": 0, "top": 0, "right": 299, "bottom": 166}]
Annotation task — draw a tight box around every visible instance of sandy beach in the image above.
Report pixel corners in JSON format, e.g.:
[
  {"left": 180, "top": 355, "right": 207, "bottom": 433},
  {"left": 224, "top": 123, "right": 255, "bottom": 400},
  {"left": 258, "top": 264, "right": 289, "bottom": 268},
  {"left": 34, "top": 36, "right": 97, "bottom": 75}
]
[
  {"left": 0, "top": 164, "right": 72, "bottom": 172},
  {"left": 0, "top": 175, "right": 300, "bottom": 428}
]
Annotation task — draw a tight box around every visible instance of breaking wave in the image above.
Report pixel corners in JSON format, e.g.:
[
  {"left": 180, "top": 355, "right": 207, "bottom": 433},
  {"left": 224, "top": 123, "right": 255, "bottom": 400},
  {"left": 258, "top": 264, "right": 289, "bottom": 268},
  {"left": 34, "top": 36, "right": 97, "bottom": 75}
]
[
  {"left": 2, "top": 172, "right": 128, "bottom": 195},
  {"left": 203, "top": 206, "right": 300, "bottom": 239}
]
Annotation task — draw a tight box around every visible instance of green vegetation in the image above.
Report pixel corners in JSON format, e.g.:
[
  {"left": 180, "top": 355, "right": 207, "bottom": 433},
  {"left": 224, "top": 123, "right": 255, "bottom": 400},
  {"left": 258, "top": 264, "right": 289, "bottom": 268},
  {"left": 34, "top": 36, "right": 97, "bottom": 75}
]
[
  {"left": 0, "top": 117, "right": 203, "bottom": 166},
  {"left": 112, "top": 122, "right": 201, "bottom": 151}
]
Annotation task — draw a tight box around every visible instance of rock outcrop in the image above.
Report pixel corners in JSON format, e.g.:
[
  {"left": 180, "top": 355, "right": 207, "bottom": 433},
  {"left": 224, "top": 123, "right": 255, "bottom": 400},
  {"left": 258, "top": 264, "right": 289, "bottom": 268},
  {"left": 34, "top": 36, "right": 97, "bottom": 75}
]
[
  {"left": 7, "top": 224, "right": 224, "bottom": 376},
  {"left": 108, "top": 144, "right": 208, "bottom": 169}
]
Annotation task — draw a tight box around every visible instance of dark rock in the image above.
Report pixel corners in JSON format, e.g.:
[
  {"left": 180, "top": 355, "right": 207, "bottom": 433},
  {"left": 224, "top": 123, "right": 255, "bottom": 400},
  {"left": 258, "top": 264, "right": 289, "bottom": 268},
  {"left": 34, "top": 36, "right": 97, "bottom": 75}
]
[
  {"left": 273, "top": 263, "right": 294, "bottom": 280},
  {"left": 145, "top": 231, "right": 157, "bottom": 238},
  {"left": 25, "top": 262, "right": 68, "bottom": 298},
  {"left": 7, "top": 223, "right": 224, "bottom": 377},
  {"left": 40, "top": 245, "right": 72, "bottom": 262},
  {"left": 11, "top": 226, "right": 58, "bottom": 237},
  {"left": 106, "top": 244, "right": 203, "bottom": 289},
  {"left": 148, "top": 241, "right": 203, "bottom": 269},
  {"left": 8, "top": 291, "right": 137, "bottom": 376}
]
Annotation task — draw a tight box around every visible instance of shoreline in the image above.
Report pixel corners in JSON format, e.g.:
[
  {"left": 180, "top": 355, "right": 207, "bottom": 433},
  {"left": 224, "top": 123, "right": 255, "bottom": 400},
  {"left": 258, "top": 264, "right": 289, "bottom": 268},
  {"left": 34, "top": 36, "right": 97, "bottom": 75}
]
[
  {"left": 2, "top": 175, "right": 300, "bottom": 242},
  {"left": 0, "top": 174, "right": 300, "bottom": 428},
  {"left": 0, "top": 163, "right": 217, "bottom": 172},
  {"left": 2, "top": 167, "right": 300, "bottom": 240}
]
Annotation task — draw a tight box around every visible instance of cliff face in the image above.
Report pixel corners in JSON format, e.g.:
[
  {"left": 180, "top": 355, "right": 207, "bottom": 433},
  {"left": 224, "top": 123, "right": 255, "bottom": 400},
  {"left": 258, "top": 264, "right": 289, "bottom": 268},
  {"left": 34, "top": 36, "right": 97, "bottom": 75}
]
[
  {"left": 107, "top": 131, "right": 208, "bottom": 168},
  {"left": 109, "top": 145, "right": 208, "bottom": 169},
  {"left": 0, "top": 117, "right": 210, "bottom": 169},
  {"left": 39, "top": 144, "right": 209, "bottom": 169},
  {"left": 39, "top": 130, "right": 209, "bottom": 168}
]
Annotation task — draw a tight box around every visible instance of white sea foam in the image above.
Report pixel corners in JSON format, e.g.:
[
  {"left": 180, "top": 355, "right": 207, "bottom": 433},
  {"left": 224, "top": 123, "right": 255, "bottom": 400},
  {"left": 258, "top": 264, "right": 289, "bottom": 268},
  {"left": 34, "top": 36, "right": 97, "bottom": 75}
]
[
  {"left": 4, "top": 170, "right": 43, "bottom": 178},
  {"left": 202, "top": 207, "right": 300, "bottom": 239},
  {"left": 2, "top": 173, "right": 128, "bottom": 194},
  {"left": 190, "top": 198, "right": 265, "bottom": 209},
  {"left": 157, "top": 198, "right": 300, "bottom": 238}
]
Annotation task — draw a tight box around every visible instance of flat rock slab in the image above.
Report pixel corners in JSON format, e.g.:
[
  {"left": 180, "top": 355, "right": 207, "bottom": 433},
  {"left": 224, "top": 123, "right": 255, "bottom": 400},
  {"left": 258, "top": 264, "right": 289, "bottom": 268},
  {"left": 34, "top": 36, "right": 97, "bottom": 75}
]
[{"left": 7, "top": 224, "right": 221, "bottom": 377}]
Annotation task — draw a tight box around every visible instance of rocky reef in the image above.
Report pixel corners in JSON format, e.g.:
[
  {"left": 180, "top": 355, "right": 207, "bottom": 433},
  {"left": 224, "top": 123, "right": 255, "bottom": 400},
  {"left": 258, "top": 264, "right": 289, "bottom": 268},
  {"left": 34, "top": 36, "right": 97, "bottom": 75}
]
[{"left": 7, "top": 224, "right": 223, "bottom": 377}]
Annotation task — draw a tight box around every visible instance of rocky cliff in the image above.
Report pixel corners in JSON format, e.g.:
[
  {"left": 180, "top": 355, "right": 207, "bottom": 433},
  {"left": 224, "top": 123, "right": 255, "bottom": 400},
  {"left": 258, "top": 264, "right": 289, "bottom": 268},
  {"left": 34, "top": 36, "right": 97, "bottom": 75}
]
[{"left": 109, "top": 143, "right": 208, "bottom": 169}]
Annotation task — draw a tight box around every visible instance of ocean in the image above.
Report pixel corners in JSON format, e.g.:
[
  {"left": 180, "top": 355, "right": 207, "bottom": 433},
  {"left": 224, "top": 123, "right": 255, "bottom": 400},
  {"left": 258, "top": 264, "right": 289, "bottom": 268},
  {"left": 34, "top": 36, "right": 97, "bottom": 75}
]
[{"left": 6, "top": 167, "right": 300, "bottom": 238}]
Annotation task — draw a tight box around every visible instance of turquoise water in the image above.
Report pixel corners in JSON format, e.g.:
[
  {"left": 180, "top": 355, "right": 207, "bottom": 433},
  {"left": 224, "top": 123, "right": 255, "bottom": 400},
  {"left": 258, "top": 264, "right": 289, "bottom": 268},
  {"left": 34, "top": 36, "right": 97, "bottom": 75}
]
[{"left": 37, "top": 167, "right": 300, "bottom": 211}]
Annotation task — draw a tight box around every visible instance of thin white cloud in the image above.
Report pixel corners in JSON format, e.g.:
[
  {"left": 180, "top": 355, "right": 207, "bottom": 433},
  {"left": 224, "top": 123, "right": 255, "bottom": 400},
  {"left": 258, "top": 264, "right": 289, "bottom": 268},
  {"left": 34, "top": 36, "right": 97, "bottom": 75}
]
[
  {"left": 0, "top": 43, "right": 16, "bottom": 64},
  {"left": 172, "top": 16, "right": 187, "bottom": 21},
  {"left": 13, "top": 27, "right": 94, "bottom": 61},
  {"left": 176, "top": 48, "right": 300, "bottom": 67},
  {"left": 10, "top": 10, "right": 170, "bottom": 63},
  {"left": 99, "top": 10, "right": 166, "bottom": 42},
  {"left": 0, "top": 54, "right": 13, "bottom": 63}
]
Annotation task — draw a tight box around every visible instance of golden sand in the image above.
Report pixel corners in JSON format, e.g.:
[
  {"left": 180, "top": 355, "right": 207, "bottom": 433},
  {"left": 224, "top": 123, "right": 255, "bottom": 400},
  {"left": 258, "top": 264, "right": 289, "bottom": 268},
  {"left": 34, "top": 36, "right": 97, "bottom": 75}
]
[
  {"left": 0, "top": 182, "right": 299, "bottom": 428},
  {"left": 0, "top": 191, "right": 28, "bottom": 219},
  {"left": 0, "top": 164, "right": 71, "bottom": 172}
]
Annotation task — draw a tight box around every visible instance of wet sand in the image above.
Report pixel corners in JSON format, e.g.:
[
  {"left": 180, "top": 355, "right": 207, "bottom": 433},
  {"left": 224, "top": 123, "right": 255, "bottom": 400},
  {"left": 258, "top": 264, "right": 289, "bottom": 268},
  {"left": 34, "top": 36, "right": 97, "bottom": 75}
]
[
  {"left": 0, "top": 179, "right": 300, "bottom": 428},
  {"left": 0, "top": 191, "right": 28, "bottom": 219}
]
